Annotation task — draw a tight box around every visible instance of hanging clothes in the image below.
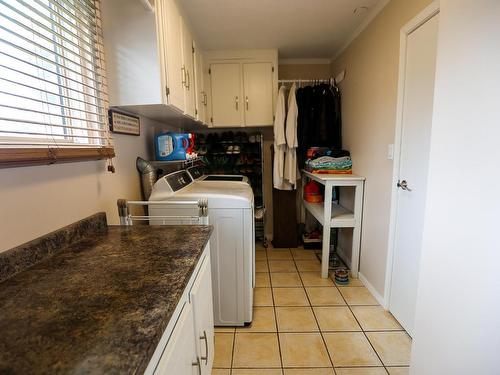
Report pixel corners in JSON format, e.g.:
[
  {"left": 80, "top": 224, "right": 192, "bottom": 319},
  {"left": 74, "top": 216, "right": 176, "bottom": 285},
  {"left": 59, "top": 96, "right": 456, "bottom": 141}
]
[
  {"left": 273, "top": 85, "right": 292, "bottom": 190},
  {"left": 284, "top": 83, "right": 298, "bottom": 188}
]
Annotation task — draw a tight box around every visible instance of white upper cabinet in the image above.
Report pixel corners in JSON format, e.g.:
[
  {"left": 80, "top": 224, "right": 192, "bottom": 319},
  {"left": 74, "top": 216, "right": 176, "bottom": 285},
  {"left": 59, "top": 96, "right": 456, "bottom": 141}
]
[
  {"left": 101, "top": 0, "right": 204, "bottom": 126},
  {"left": 210, "top": 63, "right": 243, "bottom": 127},
  {"left": 205, "top": 50, "right": 278, "bottom": 128},
  {"left": 243, "top": 62, "right": 274, "bottom": 127},
  {"left": 193, "top": 43, "right": 207, "bottom": 124},
  {"left": 181, "top": 17, "right": 196, "bottom": 118}
]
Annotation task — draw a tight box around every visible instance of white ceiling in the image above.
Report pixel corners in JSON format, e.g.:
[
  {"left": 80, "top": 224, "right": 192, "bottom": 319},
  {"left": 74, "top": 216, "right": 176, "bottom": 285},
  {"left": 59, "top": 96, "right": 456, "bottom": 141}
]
[{"left": 181, "top": 0, "right": 382, "bottom": 59}]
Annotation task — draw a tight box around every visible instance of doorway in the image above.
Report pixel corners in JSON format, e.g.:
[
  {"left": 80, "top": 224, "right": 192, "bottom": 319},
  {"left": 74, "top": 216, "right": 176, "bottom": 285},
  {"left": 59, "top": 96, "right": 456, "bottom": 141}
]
[{"left": 386, "top": 3, "right": 439, "bottom": 336}]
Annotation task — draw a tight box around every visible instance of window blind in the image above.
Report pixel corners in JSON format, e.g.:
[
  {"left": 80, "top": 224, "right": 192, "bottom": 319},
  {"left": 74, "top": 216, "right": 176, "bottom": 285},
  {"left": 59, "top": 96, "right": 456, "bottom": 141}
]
[{"left": 0, "top": 0, "right": 113, "bottom": 160}]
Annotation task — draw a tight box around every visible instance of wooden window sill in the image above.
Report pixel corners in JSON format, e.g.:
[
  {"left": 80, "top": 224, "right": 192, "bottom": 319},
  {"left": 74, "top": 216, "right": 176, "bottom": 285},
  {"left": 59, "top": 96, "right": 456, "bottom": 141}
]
[{"left": 0, "top": 147, "right": 115, "bottom": 168}]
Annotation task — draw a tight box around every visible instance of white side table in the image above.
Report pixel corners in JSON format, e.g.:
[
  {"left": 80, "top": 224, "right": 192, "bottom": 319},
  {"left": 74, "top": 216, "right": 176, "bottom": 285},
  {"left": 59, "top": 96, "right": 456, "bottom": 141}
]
[{"left": 301, "top": 171, "right": 366, "bottom": 278}]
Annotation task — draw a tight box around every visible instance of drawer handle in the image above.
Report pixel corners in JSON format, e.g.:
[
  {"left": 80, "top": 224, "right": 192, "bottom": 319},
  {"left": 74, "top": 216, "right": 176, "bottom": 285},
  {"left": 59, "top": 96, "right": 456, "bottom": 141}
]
[
  {"left": 192, "top": 357, "right": 201, "bottom": 375},
  {"left": 200, "top": 330, "right": 209, "bottom": 365},
  {"left": 186, "top": 70, "right": 190, "bottom": 90},
  {"left": 181, "top": 66, "right": 186, "bottom": 86}
]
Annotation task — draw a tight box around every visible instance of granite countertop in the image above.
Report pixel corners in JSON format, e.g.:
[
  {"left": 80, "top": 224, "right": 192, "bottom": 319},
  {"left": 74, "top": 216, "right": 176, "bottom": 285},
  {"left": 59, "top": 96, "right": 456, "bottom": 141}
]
[{"left": 0, "top": 224, "right": 212, "bottom": 374}]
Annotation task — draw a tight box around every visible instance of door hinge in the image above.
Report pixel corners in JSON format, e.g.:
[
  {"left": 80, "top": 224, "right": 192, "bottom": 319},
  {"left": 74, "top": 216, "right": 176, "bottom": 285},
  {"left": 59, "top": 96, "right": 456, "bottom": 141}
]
[
  {"left": 272, "top": 66, "right": 275, "bottom": 72},
  {"left": 208, "top": 68, "right": 211, "bottom": 75},
  {"left": 165, "top": 86, "right": 170, "bottom": 96}
]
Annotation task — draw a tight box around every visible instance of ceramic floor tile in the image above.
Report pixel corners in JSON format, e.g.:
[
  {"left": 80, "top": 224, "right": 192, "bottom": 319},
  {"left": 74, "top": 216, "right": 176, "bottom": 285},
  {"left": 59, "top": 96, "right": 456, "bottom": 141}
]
[
  {"left": 283, "top": 369, "right": 335, "bottom": 375},
  {"left": 275, "top": 307, "right": 319, "bottom": 332},
  {"left": 386, "top": 367, "right": 410, "bottom": 375},
  {"left": 233, "top": 369, "right": 283, "bottom": 375},
  {"left": 295, "top": 260, "right": 322, "bottom": 272},
  {"left": 254, "top": 288, "right": 274, "bottom": 306},
  {"left": 269, "top": 260, "right": 297, "bottom": 272},
  {"left": 270, "top": 272, "right": 302, "bottom": 287},
  {"left": 313, "top": 306, "right": 361, "bottom": 331},
  {"left": 279, "top": 333, "right": 332, "bottom": 367},
  {"left": 323, "top": 332, "right": 382, "bottom": 367},
  {"left": 335, "top": 368, "right": 387, "bottom": 375},
  {"left": 366, "top": 332, "right": 412, "bottom": 366},
  {"left": 256, "top": 260, "right": 270, "bottom": 273},
  {"left": 256, "top": 272, "right": 271, "bottom": 287},
  {"left": 237, "top": 307, "right": 276, "bottom": 332},
  {"left": 233, "top": 333, "right": 281, "bottom": 368},
  {"left": 213, "top": 333, "right": 234, "bottom": 368},
  {"left": 291, "top": 249, "right": 319, "bottom": 260},
  {"left": 273, "top": 287, "right": 309, "bottom": 306},
  {"left": 267, "top": 249, "right": 293, "bottom": 260},
  {"left": 300, "top": 272, "right": 334, "bottom": 286},
  {"left": 306, "top": 287, "right": 345, "bottom": 306},
  {"left": 215, "top": 326, "right": 236, "bottom": 333},
  {"left": 351, "top": 306, "right": 402, "bottom": 331},
  {"left": 339, "top": 287, "right": 378, "bottom": 305},
  {"left": 256, "top": 251, "right": 268, "bottom": 261}
]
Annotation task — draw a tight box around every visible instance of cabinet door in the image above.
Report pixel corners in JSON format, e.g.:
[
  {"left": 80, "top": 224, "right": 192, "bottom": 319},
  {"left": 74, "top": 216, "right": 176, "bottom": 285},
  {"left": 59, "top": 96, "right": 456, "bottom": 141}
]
[
  {"left": 189, "top": 254, "right": 214, "bottom": 375},
  {"left": 210, "top": 63, "right": 243, "bottom": 127},
  {"left": 181, "top": 18, "right": 196, "bottom": 118},
  {"left": 193, "top": 43, "right": 206, "bottom": 124},
  {"left": 154, "top": 302, "right": 198, "bottom": 375},
  {"left": 243, "top": 62, "right": 274, "bottom": 126},
  {"left": 162, "top": 0, "right": 185, "bottom": 112}
]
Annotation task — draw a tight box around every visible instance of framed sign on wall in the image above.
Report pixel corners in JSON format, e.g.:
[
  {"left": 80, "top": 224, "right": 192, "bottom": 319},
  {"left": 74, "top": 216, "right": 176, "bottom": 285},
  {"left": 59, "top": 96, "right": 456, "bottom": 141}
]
[{"left": 109, "top": 110, "right": 140, "bottom": 136}]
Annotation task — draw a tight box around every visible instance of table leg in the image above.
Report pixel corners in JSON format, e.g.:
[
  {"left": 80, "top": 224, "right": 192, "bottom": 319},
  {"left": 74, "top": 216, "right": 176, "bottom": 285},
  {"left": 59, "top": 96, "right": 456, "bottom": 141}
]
[
  {"left": 321, "top": 184, "right": 333, "bottom": 278},
  {"left": 351, "top": 181, "right": 364, "bottom": 278}
]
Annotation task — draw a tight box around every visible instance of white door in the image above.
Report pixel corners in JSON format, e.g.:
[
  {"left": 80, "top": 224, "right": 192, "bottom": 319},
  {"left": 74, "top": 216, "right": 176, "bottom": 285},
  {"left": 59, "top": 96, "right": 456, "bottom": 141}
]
[
  {"left": 243, "top": 62, "right": 274, "bottom": 126},
  {"left": 163, "top": 0, "right": 184, "bottom": 112},
  {"left": 181, "top": 18, "right": 196, "bottom": 118},
  {"left": 389, "top": 13, "right": 439, "bottom": 336},
  {"left": 154, "top": 302, "right": 198, "bottom": 375},
  {"left": 189, "top": 253, "right": 214, "bottom": 375},
  {"left": 210, "top": 63, "right": 243, "bottom": 127}
]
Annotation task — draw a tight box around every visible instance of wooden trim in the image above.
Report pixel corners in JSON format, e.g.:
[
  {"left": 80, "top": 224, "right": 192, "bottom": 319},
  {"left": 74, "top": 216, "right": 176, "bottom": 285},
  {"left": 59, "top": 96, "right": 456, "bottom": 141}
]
[{"left": 0, "top": 146, "right": 115, "bottom": 168}]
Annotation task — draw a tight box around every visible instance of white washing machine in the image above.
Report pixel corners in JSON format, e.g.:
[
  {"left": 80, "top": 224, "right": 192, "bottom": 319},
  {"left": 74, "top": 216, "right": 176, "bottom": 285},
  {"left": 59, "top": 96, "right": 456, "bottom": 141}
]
[
  {"left": 186, "top": 165, "right": 250, "bottom": 184},
  {"left": 149, "top": 170, "right": 254, "bottom": 326}
]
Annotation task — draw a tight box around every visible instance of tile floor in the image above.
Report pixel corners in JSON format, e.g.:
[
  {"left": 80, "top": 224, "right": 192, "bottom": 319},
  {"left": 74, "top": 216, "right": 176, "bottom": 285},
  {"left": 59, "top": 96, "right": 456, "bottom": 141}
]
[{"left": 213, "top": 246, "right": 412, "bottom": 375}]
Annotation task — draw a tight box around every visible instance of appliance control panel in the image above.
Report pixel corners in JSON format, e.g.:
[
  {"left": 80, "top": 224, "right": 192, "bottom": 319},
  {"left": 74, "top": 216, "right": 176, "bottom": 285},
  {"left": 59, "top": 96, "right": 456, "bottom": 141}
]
[
  {"left": 187, "top": 165, "right": 204, "bottom": 180},
  {"left": 165, "top": 170, "right": 193, "bottom": 192}
]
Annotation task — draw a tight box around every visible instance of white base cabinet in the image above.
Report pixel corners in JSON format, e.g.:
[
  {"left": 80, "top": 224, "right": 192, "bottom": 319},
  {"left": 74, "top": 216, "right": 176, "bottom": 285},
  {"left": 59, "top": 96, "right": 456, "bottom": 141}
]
[{"left": 145, "top": 245, "right": 214, "bottom": 375}]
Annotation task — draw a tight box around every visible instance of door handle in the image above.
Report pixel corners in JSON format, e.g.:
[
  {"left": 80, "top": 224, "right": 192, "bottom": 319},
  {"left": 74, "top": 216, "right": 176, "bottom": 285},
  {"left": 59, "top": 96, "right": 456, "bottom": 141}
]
[
  {"left": 192, "top": 357, "right": 201, "bottom": 375},
  {"left": 235, "top": 96, "right": 239, "bottom": 110},
  {"left": 181, "top": 66, "right": 186, "bottom": 86},
  {"left": 186, "top": 70, "right": 190, "bottom": 90},
  {"left": 246, "top": 96, "right": 249, "bottom": 110},
  {"left": 200, "top": 330, "right": 209, "bottom": 365},
  {"left": 397, "top": 180, "right": 412, "bottom": 191}
]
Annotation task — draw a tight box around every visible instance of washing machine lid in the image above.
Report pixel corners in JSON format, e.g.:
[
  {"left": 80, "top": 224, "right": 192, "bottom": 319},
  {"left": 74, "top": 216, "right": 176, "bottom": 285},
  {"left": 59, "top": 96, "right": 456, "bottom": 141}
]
[
  {"left": 150, "top": 170, "right": 253, "bottom": 209},
  {"left": 202, "top": 175, "right": 246, "bottom": 182}
]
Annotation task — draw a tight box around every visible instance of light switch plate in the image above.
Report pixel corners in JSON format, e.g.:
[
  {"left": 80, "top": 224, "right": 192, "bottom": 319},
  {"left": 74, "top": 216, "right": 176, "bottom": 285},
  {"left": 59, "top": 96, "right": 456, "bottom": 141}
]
[{"left": 387, "top": 144, "right": 394, "bottom": 160}]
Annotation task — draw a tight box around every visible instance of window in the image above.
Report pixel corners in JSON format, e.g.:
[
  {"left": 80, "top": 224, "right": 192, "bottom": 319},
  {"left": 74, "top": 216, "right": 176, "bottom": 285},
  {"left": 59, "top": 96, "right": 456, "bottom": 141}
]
[{"left": 0, "top": 0, "right": 114, "bottom": 167}]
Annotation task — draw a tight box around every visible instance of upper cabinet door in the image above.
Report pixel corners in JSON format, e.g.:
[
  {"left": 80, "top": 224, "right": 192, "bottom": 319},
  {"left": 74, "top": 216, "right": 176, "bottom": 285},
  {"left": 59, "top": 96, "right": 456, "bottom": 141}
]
[
  {"left": 162, "top": 0, "right": 185, "bottom": 112},
  {"left": 243, "top": 62, "right": 274, "bottom": 126},
  {"left": 181, "top": 18, "right": 196, "bottom": 118},
  {"left": 193, "top": 43, "right": 206, "bottom": 124},
  {"left": 210, "top": 63, "right": 243, "bottom": 127}
]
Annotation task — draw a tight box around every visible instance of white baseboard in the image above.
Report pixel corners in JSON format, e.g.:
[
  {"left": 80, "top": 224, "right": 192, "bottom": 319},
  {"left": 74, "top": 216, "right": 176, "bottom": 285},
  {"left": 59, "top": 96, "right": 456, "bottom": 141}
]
[{"left": 358, "top": 272, "right": 387, "bottom": 308}]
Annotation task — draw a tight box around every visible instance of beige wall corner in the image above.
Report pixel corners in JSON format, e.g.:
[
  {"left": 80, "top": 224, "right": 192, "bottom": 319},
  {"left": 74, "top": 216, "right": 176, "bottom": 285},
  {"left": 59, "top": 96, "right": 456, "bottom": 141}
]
[{"left": 330, "top": 0, "right": 433, "bottom": 298}]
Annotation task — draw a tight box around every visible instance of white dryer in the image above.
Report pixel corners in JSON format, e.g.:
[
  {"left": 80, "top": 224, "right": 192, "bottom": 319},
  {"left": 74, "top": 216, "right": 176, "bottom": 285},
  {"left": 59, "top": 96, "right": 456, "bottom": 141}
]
[{"left": 149, "top": 170, "right": 254, "bottom": 326}]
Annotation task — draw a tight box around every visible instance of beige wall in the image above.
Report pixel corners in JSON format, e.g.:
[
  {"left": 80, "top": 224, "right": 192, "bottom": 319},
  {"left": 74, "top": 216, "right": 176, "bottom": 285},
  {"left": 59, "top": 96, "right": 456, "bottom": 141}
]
[
  {"left": 330, "top": 0, "right": 432, "bottom": 298},
  {"left": 278, "top": 63, "right": 331, "bottom": 80},
  {"left": 0, "top": 117, "right": 175, "bottom": 253}
]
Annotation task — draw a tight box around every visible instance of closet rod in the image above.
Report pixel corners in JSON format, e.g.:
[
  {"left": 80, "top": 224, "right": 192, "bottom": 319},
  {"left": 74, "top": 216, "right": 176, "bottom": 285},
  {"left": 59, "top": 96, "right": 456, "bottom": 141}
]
[{"left": 278, "top": 78, "right": 336, "bottom": 84}]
